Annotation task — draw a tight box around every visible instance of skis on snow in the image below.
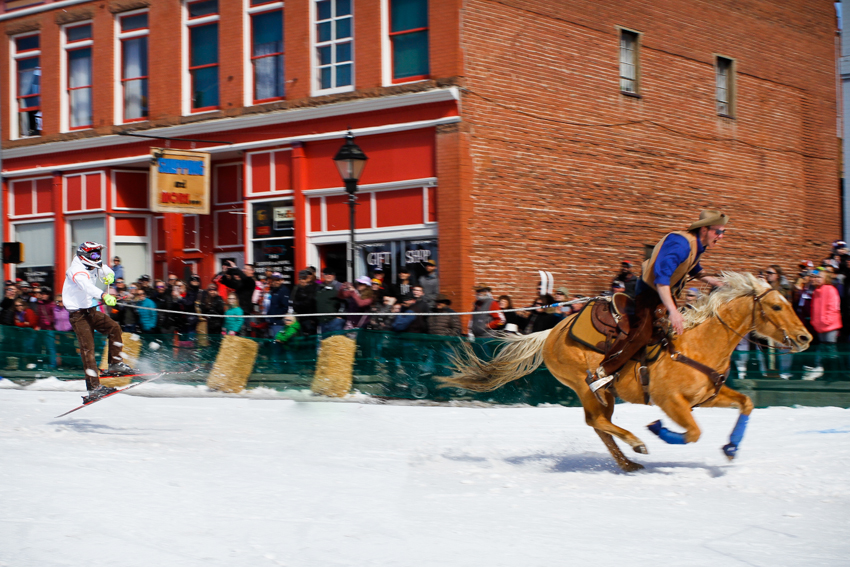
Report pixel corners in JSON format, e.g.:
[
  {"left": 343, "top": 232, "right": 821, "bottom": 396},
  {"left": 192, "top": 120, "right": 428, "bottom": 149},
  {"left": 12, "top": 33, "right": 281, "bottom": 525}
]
[{"left": 55, "top": 366, "right": 201, "bottom": 418}]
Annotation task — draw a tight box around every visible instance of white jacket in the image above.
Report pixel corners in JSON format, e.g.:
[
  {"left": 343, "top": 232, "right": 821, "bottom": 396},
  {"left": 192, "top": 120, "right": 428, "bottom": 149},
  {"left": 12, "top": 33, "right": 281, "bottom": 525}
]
[{"left": 62, "top": 256, "right": 114, "bottom": 311}]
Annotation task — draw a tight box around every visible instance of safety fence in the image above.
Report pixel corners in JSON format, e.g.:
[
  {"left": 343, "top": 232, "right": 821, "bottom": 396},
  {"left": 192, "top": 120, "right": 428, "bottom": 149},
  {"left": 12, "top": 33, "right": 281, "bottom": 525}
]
[{"left": 1, "top": 326, "right": 848, "bottom": 407}]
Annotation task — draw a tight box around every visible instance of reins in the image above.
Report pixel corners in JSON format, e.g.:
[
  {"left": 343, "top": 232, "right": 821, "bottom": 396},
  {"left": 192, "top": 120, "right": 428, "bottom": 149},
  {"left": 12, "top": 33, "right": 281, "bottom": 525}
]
[{"left": 713, "top": 288, "right": 795, "bottom": 352}]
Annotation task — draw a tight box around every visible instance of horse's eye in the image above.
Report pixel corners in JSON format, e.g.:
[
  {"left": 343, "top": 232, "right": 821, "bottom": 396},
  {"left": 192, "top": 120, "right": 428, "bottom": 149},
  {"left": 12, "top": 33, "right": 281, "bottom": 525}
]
[{"left": 771, "top": 305, "right": 782, "bottom": 311}]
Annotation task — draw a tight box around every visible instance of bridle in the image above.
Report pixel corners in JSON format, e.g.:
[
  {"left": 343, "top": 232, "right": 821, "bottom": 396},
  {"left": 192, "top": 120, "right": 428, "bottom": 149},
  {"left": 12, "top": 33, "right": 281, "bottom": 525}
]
[{"left": 714, "top": 288, "right": 795, "bottom": 351}]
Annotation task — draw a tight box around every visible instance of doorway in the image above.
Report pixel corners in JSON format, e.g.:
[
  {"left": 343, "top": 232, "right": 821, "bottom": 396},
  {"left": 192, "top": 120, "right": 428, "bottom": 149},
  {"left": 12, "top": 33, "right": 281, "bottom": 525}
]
[{"left": 318, "top": 243, "right": 347, "bottom": 282}]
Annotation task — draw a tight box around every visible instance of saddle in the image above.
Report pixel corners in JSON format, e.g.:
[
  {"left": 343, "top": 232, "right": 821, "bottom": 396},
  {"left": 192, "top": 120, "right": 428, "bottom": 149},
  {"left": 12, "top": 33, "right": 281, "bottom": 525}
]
[{"left": 589, "top": 293, "right": 633, "bottom": 343}]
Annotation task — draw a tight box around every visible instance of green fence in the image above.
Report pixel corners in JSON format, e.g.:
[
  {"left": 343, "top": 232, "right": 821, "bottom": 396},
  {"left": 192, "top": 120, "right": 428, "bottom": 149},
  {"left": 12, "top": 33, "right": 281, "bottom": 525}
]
[{"left": 1, "top": 326, "right": 849, "bottom": 407}]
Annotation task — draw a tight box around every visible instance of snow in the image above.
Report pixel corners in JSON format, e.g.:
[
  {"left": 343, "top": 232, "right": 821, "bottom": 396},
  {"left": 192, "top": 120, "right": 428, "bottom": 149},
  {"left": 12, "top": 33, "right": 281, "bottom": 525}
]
[{"left": 0, "top": 378, "right": 848, "bottom": 567}]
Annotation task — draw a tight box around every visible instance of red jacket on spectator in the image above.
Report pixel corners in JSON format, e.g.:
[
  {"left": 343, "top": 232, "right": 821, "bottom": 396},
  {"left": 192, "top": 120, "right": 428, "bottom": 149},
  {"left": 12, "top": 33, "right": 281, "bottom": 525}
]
[
  {"left": 14, "top": 306, "right": 38, "bottom": 329},
  {"left": 811, "top": 284, "right": 842, "bottom": 333}
]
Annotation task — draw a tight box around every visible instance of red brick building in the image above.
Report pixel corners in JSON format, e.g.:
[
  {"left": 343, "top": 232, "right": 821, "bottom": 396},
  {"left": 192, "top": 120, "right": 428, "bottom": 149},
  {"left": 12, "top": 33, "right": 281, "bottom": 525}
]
[{"left": 0, "top": 0, "right": 840, "bottom": 305}]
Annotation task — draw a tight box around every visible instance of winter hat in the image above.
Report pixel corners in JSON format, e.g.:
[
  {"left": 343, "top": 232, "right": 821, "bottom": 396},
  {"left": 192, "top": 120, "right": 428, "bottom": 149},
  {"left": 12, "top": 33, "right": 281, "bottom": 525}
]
[{"left": 356, "top": 276, "right": 372, "bottom": 286}]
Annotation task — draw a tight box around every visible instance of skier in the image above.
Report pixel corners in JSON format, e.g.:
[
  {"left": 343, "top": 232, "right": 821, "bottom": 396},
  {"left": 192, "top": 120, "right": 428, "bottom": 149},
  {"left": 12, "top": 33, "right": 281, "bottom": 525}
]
[{"left": 63, "top": 242, "right": 135, "bottom": 403}]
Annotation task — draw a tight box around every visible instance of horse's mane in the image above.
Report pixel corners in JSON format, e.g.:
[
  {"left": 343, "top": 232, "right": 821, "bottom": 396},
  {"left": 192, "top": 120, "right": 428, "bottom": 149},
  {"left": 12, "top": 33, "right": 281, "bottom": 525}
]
[{"left": 681, "top": 272, "right": 770, "bottom": 329}]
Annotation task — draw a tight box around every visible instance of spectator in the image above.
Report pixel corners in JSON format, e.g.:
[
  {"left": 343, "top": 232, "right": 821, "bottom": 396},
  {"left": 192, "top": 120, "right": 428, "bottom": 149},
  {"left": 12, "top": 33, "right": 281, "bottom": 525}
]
[
  {"left": 367, "top": 295, "right": 396, "bottom": 330},
  {"left": 223, "top": 293, "right": 244, "bottom": 336},
  {"left": 524, "top": 294, "right": 561, "bottom": 334},
  {"left": 199, "top": 284, "right": 226, "bottom": 336},
  {"left": 19, "top": 281, "right": 35, "bottom": 303},
  {"left": 497, "top": 294, "right": 525, "bottom": 332},
  {"left": 611, "top": 280, "right": 626, "bottom": 295},
  {"left": 470, "top": 286, "right": 504, "bottom": 338},
  {"left": 35, "top": 286, "right": 55, "bottom": 330},
  {"left": 552, "top": 287, "right": 572, "bottom": 320},
  {"left": 806, "top": 270, "right": 842, "bottom": 380},
  {"left": 338, "top": 276, "right": 374, "bottom": 329},
  {"left": 111, "top": 256, "right": 124, "bottom": 280},
  {"left": 266, "top": 273, "right": 291, "bottom": 337},
  {"left": 114, "top": 277, "right": 128, "bottom": 298},
  {"left": 370, "top": 266, "right": 387, "bottom": 301},
  {"left": 291, "top": 269, "right": 319, "bottom": 335},
  {"left": 764, "top": 265, "right": 792, "bottom": 300},
  {"left": 316, "top": 270, "right": 344, "bottom": 333},
  {"left": 53, "top": 296, "right": 72, "bottom": 332},
  {"left": 391, "top": 295, "right": 418, "bottom": 332},
  {"left": 221, "top": 263, "right": 257, "bottom": 317},
  {"left": 13, "top": 299, "right": 37, "bottom": 328},
  {"left": 405, "top": 285, "right": 430, "bottom": 334},
  {"left": 389, "top": 267, "right": 417, "bottom": 301},
  {"left": 0, "top": 285, "right": 17, "bottom": 326},
  {"left": 429, "top": 294, "right": 462, "bottom": 336},
  {"left": 419, "top": 260, "right": 439, "bottom": 308},
  {"left": 136, "top": 288, "right": 159, "bottom": 335},
  {"left": 137, "top": 275, "right": 153, "bottom": 298},
  {"left": 274, "top": 315, "right": 302, "bottom": 345},
  {"left": 793, "top": 270, "right": 815, "bottom": 338},
  {"left": 613, "top": 261, "right": 638, "bottom": 297}
]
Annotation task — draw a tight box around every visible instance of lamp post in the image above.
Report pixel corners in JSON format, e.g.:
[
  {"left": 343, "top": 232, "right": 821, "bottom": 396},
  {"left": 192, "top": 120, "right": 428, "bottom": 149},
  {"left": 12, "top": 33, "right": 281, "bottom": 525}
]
[{"left": 333, "top": 131, "right": 368, "bottom": 283}]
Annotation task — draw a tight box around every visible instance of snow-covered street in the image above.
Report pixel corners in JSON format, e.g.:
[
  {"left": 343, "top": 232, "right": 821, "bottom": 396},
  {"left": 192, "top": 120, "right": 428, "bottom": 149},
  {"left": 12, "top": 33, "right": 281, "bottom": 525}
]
[{"left": 1, "top": 380, "right": 848, "bottom": 567}]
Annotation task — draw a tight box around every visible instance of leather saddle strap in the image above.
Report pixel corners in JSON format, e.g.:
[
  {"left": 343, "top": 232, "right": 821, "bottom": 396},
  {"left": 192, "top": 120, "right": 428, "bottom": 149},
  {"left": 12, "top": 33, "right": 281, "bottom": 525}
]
[{"left": 668, "top": 348, "right": 726, "bottom": 406}]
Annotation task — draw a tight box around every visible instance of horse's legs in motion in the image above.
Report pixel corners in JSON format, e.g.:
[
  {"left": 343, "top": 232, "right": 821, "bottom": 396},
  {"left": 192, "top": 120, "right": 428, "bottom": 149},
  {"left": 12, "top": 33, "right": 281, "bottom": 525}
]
[
  {"left": 652, "top": 392, "right": 703, "bottom": 444},
  {"left": 696, "top": 385, "right": 754, "bottom": 460},
  {"left": 589, "top": 390, "right": 645, "bottom": 472}
]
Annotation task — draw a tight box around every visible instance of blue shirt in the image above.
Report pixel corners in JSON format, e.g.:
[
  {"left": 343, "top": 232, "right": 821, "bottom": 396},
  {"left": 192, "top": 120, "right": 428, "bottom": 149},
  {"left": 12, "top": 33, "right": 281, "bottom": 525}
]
[{"left": 636, "top": 234, "right": 705, "bottom": 295}]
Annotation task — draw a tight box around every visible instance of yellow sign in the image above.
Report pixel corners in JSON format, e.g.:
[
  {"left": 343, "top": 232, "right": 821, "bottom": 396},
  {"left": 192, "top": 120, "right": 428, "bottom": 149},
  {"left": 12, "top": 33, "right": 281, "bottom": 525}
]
[{"left": 149, "top": 148, "right": 211, "bottom": 214}]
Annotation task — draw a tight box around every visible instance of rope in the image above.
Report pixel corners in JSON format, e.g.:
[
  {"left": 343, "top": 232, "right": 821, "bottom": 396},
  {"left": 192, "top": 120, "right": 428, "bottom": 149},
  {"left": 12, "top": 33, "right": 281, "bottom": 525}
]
[{"left": 113, "top": 297, "right": 597, "bottom": 319}]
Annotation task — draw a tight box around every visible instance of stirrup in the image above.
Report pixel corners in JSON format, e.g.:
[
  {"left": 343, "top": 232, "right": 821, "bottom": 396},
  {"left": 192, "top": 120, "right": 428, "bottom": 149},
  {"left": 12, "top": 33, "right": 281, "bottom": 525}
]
[{"left": 586, "top": 369, "right": 615, "bottom": 406}]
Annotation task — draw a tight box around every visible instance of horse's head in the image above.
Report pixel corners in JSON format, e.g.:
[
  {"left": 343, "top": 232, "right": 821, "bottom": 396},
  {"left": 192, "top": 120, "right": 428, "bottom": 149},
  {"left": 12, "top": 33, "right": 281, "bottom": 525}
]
[
  {"left": 683, "top": 272, "right": 812, "bottom": 352},
  {"left": 751, "top": 288, "right": 812, "bottom": 353}
]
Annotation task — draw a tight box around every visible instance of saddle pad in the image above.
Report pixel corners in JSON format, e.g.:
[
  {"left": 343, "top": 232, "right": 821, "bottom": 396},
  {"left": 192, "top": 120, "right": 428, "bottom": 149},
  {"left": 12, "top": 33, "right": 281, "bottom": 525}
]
[{"left": 567, "top": 299, "right": 663, "bottom": 363}]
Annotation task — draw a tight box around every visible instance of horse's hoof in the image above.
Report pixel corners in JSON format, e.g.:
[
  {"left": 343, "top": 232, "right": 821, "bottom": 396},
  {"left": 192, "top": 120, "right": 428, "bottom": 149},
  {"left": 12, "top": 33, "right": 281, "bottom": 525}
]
[
  {"left": 620, "top": 461, "right": 645, "bottom": 473},
  {"left": 722, "top": 443, "right": 738, "bottom": 460},
  {"left": 633, "top": 444, "right": 648, "bottom": 455}
]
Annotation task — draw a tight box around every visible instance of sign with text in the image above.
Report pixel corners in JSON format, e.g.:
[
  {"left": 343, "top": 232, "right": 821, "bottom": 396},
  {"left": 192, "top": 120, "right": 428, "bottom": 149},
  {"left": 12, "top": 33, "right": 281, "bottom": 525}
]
[{"left": 149, "top": 148, "right": 210, "bottom": 214}]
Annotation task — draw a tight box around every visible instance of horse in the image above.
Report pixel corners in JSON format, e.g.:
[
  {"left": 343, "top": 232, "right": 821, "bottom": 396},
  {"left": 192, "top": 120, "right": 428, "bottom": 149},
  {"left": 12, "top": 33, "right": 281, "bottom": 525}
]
[{"left": 440, "top": 273, "right": 812, "bottom": 472}]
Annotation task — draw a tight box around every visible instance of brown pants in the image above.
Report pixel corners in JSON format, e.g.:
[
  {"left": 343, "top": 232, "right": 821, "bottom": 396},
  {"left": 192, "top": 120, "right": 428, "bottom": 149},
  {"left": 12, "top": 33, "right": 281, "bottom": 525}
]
[
  {"left": 69, "top": 308, "right": 123, "bottom": 390},
  {"left": 600, "top": 290, "right": 663, "bottom": 376}
]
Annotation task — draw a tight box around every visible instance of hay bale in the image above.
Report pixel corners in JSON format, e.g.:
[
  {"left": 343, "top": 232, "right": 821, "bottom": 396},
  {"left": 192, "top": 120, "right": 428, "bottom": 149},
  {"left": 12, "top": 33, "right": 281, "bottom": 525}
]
[
  {"left": 197, "top": 320, "right": 209, "bottom": 347},
  {"left": 121, "top": 332, "right": 142, "bottom": 367},
  {"left": 100, "top": 376, "right": 131, "bottom": 388},
  {"left": 206, "top": 335, "right": 259, "bottom": 393},
  {"left": 98, "top": 339, "right": 109, "bottom": 371},
  {"left": 311, "top": 334, "right": 356, "bottom": 398}
]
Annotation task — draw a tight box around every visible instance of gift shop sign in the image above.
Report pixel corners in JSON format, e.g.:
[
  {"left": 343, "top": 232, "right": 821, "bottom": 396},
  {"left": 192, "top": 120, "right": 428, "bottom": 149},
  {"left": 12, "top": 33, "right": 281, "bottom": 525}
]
[{"left": 149, "top": 148, "right": 211, "bottom": 214}]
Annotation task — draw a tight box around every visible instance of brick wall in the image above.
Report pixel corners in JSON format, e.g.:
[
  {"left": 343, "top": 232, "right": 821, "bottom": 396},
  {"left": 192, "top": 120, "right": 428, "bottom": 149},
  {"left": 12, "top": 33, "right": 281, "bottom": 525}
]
[{"left": 458, "top": 0, "right": 841, "bottom": 304}]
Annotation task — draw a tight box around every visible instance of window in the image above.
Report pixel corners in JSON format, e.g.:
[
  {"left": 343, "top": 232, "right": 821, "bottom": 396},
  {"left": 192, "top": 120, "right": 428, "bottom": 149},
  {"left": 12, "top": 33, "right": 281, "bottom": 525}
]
[
  {"left": 390, "top": 0, "right": 428, "bottom": 82},
  {"left": 619, "top": 29, "right": 639, "bottom": 95},
  {"left": 716, "top": 56, "right": 735, "bottom": 117},
  {"left": 249, "top": 2, "right": 285, "bottom": 103},
  {"left": 65, "top": 23, "right": 93, "bottom": 130},
  {"left": 314, "top": 0, "right": 353, "bottom": 93},
  {"left": 12, "top": 33, "right": 41, "bottom": 138},
  {"left": 118, "top": 11, "right": 149, "bottom": 122},
  {"left": 187, "top": 0, "right": 220, "bottom": 111}
]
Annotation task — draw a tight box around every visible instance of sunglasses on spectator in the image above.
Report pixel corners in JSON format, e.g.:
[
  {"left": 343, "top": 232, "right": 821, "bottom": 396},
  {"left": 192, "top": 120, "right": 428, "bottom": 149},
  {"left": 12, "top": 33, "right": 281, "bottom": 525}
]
[
  {"left": 533, "top": 302, "right": 543, "bottom": 306},
  {"left": 156, "top": 285, "right": 166, "bottom": 289},
  {"left": 766, "top": 271, "right": 776, "bottom": 275}
]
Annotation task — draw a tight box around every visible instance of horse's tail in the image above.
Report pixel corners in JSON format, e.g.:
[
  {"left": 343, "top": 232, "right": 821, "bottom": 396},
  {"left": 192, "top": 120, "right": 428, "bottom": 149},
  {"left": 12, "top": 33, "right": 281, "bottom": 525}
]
[{"left": 440, "top": 330, "right": 553, "bottom": 392}]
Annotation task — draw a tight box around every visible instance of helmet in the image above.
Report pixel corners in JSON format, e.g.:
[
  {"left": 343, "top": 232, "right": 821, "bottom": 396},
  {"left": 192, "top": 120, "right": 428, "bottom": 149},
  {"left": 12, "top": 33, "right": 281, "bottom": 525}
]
[{"left": 77, "top": 241, "right": 104, "bottom": 268}]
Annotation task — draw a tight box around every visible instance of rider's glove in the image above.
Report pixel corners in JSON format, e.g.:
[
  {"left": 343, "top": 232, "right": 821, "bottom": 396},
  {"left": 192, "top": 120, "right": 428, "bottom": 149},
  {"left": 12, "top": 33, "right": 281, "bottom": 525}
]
[
  {"left": 102, "top": 274, "right": 115, "bottom": 285},
  {"left": 102, "top": 293, "right": 117, "bottom": 307}
]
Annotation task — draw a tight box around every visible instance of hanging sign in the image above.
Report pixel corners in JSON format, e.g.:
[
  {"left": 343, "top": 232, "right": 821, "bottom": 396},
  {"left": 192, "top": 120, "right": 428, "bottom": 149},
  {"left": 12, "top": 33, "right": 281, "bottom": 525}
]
[{"left": 149, "top": 148, "right": 211, "bottom": 214}]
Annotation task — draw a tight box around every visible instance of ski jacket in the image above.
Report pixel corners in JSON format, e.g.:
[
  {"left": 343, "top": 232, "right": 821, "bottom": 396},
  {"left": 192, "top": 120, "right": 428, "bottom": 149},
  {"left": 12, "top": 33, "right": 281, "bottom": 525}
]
[
  {"left": 811, "top": 284, "right": 842, "bottom": 333},
  {"left": 62, "top": 256, "right": 114, "bottom": 311}
]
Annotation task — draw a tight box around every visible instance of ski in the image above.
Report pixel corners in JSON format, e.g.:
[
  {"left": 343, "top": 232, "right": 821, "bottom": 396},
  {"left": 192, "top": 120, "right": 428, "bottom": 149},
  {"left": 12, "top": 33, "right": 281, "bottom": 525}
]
[{"left": 55, "top": 366, "right": 202, "bottom": 418}]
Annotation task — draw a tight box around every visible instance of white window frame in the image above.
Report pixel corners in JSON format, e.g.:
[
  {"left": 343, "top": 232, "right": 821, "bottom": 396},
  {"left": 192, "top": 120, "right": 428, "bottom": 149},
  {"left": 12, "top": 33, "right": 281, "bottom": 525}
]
[
  {"left": 245, "top": 195, "right": 294, "bottom": 264},
  {"left": 245, "top": 147, "right": 293, "bottom": 197},
  {"left": 183, "top": 214, "right": 201, "bottom": 251},
  {"left": 109, "top": 214, "right": 154, "bottom": 280},
  {"left": 311, "top": 0, "right": 355, "bottom": 96},
  {"left": 63, "top": 171, "right": 107, "bottom": 214},
  {"left": 114, "top": 8, "right": 150, "bottom": 125},
  {"left": 618, "top": 27, "right": 640, "bottom": 96},
  {"left": 110, "top": 169, "right": 149, "bottom": 211},
  {"left": 182, "top": 0, "right": 222, "bottom": 116},
  {"left": 244, "top": 0, "right": 286, "bottom": 107},
  {"left": 9, "top": 176, "right": 53, "bottom": 220},
  {"left": 61, "top": 20, "right": 94, "bottom": 132},
  {"left": 9, "top": 31, "right": 42, "bottom": 140},
  {"left": 715, "top": 55, "right": 736, "bottom": 118}
]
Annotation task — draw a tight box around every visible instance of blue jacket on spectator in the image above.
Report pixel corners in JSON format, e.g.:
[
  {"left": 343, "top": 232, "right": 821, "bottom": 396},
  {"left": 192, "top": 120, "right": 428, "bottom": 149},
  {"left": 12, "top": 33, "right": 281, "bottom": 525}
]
[
  {"left": 267, "top": 284, "right": 290, "bottom": 321},
  {"left": 391, "top": 310, "right": 416, "bottom": 332},
  {"left": 138, "top": 297, "right": 158, "bottom": 331}
]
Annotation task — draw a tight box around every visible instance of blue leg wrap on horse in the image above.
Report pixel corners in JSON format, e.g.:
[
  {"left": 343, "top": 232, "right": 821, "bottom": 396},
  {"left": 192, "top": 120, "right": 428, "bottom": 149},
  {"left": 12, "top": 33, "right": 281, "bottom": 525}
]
[
  {"left": 646, "top": 420, "right": 687, "bottom": 445},
  {"left": 729, "top": 414, "right": 749, "bottom": 446}
]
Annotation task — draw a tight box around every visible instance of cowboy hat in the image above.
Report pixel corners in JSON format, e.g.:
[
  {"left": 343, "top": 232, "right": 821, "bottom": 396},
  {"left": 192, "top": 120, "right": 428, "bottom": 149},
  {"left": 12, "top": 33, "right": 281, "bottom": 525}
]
[{"left": 688, "top": 209, "right": 729, "bottom": 231}]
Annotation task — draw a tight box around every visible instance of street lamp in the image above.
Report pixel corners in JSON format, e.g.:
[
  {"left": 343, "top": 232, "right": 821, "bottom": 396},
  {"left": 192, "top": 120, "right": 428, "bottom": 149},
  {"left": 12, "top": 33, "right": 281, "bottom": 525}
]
[{"left": 333, "top": 131, "right": 368, "bottom": 283}]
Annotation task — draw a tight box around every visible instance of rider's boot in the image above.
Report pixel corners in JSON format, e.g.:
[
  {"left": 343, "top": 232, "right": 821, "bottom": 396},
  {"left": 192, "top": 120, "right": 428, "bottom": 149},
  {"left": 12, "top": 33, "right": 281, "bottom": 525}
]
[{"left": 586, "top": 367, "right": 616, "bottom": 407}]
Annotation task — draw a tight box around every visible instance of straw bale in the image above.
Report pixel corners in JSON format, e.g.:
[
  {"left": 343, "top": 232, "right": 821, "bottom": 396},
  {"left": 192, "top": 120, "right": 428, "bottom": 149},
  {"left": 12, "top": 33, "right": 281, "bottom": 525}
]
[
  {"left": 99, "top": 332, "right": 141, "bottom": 370},
  {"left": 311, "top": 334, "right": 356, "bottom": 397},
  {"left": 100, "top": 376, "right": 131, "bottom": 387},
  {"left": 197, "top": 320, "right": 209, "bottom": 347},
  {"left": 206, "top": 335, "right": 259, "bottom": 393}
]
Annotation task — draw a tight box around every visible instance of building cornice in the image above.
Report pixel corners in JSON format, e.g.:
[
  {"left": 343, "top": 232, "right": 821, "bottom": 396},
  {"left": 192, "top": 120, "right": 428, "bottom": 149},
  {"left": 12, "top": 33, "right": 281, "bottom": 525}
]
[
  {"left": 3, "top": 87, "right": 460, "bottom": 161},
  {"left": 0, "top": 0, "right": 94, "bottom": 22}
]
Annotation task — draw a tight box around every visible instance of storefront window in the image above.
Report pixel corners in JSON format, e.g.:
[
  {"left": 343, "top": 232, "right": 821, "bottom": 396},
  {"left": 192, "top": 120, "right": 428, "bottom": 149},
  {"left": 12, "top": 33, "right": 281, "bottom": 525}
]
[
  {"left": 14, "top": 221, "right": 55, "bottom": 286},
  {"left": 251, "top": 200, "right": 295, "bottom": 286},
  {"left": 357, "top": 238, "right": 437, "bottom": 285}
]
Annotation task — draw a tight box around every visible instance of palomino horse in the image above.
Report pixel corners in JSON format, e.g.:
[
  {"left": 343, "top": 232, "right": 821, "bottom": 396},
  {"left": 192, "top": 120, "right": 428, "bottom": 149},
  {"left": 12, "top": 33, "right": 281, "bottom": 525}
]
[{"left": 441, "top": 273, "right": 812, "bottom": 472}]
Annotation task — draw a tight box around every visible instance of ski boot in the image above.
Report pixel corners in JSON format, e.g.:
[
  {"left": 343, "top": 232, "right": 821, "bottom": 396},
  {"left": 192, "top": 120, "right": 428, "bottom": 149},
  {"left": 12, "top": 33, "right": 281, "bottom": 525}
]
[
  {"left": 104, "top": 362, "right": 138, "bottom": 377},
  {"left": 82, "top": 385, "right": 118, "bottom": 404}
]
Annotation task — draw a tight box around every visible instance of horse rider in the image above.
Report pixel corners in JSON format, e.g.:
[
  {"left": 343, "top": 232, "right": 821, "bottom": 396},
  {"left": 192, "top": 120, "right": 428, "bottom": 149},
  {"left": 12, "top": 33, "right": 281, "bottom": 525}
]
[{"left": 585, "top": 210, "right": 728, "bottom": 404}]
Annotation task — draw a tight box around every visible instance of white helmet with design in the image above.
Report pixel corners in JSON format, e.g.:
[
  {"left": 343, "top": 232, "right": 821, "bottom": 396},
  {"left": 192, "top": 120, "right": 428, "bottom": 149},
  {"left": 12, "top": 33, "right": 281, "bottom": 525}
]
[{"left": 76, "top": 241, "right": 104, "bottom": 269}]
